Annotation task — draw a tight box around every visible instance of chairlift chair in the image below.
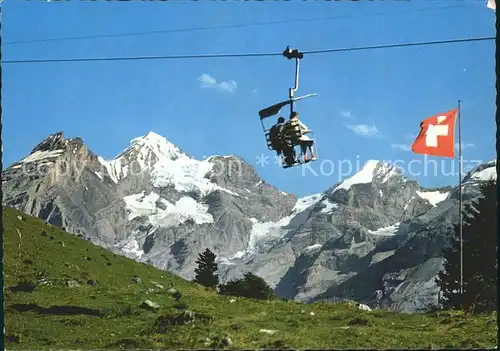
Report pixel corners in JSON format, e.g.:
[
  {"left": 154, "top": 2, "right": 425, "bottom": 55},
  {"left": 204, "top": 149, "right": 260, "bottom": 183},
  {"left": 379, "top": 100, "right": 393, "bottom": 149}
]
[{"left": 258, "top": 46, "right": 319, "bottom": 168}]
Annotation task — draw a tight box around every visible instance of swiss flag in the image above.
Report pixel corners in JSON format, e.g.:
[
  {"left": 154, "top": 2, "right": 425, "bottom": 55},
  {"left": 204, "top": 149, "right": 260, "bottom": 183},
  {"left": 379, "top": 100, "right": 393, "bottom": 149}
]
[{"left": 411, "top": 108, "right": 458, "bottom": 158}]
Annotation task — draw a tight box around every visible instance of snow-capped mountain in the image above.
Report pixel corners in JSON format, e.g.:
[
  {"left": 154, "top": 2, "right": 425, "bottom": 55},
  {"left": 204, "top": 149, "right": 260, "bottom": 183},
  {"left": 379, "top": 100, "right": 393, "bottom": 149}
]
[
  {"left": 98, "top": 131, "right": 240, "bottom": 198},
  {"left": 3, "top": 131, "right": 297, "bottom": 278},
  {"left": 2, "top": 131, "right": 496, "bottom": 313}
]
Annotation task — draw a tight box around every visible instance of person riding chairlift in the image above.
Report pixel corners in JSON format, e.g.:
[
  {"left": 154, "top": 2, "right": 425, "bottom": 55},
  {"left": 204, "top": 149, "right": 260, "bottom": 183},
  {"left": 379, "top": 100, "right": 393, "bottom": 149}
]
[
  {"left": 286, "top": 111, "right": 317, "bottom": 162},
  {"left": 269, "top": 117, "right": 295, "bottom": 166}
]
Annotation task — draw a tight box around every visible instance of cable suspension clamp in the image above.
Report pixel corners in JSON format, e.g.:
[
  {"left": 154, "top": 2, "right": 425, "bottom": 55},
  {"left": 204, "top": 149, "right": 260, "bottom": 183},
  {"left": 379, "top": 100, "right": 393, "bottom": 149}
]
[{"left": 282, "top": 46, "right": 303, "bottom": 60}]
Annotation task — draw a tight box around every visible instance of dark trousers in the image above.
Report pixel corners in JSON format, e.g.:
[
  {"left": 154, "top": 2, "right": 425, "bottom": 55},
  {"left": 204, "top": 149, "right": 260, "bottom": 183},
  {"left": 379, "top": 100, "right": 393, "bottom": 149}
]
[
  {"left": 300, "top": 140, "right": 314, "bottom": 156},
  {"left": 283, "top": 147, "right": 295, "bottom": 165}
]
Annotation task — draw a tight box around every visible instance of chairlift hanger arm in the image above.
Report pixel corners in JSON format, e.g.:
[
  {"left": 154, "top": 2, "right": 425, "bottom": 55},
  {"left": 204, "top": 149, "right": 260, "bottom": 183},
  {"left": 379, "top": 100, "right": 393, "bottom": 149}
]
[
  {"left": 258, "top": 46, "right": 315, "bottom": 120},
  {"left": 282, "top": 46, "right": 303, "bottom": 113}
]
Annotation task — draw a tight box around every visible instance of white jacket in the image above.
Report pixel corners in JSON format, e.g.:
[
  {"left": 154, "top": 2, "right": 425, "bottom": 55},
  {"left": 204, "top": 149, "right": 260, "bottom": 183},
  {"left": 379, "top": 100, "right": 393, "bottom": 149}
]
[{"left": 297, "top": 119, "right": 313, "bottom": 141}]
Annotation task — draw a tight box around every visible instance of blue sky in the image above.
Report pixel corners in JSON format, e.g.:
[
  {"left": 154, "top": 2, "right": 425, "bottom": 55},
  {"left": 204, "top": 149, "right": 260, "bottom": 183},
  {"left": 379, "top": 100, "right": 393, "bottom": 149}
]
[{"left": 3, "top": 0, "right": 496, "bottom": 197}]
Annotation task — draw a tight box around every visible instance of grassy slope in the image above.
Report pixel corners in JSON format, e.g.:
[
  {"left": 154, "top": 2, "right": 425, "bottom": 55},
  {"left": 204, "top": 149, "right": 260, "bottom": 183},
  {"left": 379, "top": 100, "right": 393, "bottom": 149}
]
[{"left": 3, "top": 206, "right": 497, "bottom": 349}]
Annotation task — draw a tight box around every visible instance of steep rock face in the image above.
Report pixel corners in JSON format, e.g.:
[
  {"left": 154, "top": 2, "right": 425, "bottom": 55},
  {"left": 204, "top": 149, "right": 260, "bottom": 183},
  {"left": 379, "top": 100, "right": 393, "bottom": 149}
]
[
  {"left": 307, "top": 161, "right": 496, "bottom": 312},
  {"left": 257, "top": 161, "right": 436, "bottom": 302},
  {"left": 217, "top": 161, "right": 432, "bottom": 295},
  {"left": 2, "top": 132, "right": 128, "bottom": 245}
]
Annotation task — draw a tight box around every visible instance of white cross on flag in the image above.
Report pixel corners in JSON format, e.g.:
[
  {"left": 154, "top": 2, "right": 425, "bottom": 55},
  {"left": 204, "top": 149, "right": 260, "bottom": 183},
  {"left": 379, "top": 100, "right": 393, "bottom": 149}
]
[{"left": 411, "top": 108, "right": 458, "bottom": 158}]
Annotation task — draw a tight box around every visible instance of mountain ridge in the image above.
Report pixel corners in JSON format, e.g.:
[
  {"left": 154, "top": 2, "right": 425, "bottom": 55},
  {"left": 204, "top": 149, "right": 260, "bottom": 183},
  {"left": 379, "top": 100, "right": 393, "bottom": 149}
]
[{"left": 2, "top": 130, "right": 496, "bottom": 313}]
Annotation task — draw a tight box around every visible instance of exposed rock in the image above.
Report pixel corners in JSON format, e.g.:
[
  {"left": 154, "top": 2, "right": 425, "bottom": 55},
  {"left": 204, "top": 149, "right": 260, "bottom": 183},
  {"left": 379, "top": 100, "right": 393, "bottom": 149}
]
[
  {"left": 66, "top": 280, "right": 80, "bottom": 288},
  {"left": 260, "top": 329, "right": 277, "bottom": 334},
  {"left": 151, "top": 281, "right": 164, "bottom": 289},
  {"left": 357, "top": 303, "right": 372, "bottom": 311},
  {"left": 36, "top": 278, "right": 52, "bottom": 286},
  {"left": 140, "top": 299, "right": 160, "bottom": 311}
]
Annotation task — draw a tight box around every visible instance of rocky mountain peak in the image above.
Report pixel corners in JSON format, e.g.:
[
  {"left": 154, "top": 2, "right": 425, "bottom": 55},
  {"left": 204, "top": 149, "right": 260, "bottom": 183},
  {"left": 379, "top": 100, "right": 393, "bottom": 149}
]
[
  {"left": 126, "top": 131, "right": 185, "bottom": 162},
  {"left": 13, "top": 132, "right": 90, "bottom": 169},
  {"left": 94, "top": 131, "right": 274, "bottom": 205},
  {"left": 96, "top": 131, "right": 191, "bottom": 184},
  {"left": 463, "top": 159, "right": 496, "bottom": 184},
  {"left": 206, "top": 154, "right": 268, "bottom": 190},
  {"left": 329, "top": 160, "right": 405, "bottom": 195},
  {"left": 31, "top": 131, "right": 66, "bottom": 153},
  {"left": 372, "top": 160, "right": 404, "bottom": 181},
  {"left": 6, "top": 132, "right": 72, "bottom": 169}
]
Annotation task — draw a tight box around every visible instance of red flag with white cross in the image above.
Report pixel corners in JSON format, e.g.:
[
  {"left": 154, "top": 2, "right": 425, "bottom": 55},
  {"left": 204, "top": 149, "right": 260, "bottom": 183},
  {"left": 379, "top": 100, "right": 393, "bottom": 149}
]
[{"left": 411, "top": 108, "right": 458, "bottom": 158}]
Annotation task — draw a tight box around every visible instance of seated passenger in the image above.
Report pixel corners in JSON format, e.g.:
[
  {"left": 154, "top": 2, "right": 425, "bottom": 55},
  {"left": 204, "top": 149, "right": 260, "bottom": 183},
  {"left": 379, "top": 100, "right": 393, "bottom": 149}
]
[
  {"left": 269, "top": 117, "right": 295, "bottom": 166},
  {"left": 269, "top": 117, "right": 286, "bottom": 155},
  {"left": 285, "top": 111, "right": 317, "bottom": 162}
]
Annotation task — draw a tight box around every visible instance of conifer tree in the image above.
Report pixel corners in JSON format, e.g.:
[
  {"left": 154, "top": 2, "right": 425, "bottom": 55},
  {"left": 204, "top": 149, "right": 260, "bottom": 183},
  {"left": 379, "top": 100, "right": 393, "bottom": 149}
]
[
  {"left": 219, "top": 272, "right": 275, "bottom": 300},
  {"left": 436, "top": 180, "right": 496, "bottom": 313},
  {"left": 193, "top": 248, "right": 219, "bottom": 289}
]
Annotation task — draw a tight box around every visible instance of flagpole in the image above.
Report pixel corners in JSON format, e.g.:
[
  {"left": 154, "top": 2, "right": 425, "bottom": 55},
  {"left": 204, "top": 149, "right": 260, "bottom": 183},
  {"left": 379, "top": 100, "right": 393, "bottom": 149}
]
[{"left": 458, "top": 100, "right": 463, "bottom": 295}]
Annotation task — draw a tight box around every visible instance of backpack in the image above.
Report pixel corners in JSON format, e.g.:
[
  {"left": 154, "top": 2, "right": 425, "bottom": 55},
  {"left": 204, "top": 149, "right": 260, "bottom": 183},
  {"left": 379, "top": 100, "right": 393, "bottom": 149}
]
[
  {"left": 269, "top": 123, "right": 286, "bottom": 150},
  {"left": 269, "top": 123, "right": 284, "bottom": 140}
]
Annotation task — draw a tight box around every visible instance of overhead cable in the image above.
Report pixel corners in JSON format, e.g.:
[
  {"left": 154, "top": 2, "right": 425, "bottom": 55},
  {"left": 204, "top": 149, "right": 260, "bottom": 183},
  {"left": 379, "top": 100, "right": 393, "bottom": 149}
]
[
  {"left": 2, "top": 36, "right": 494, "bottom": 64},
  {"left": 4, "top": 4, "right": 473, "bottom": 45}
]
